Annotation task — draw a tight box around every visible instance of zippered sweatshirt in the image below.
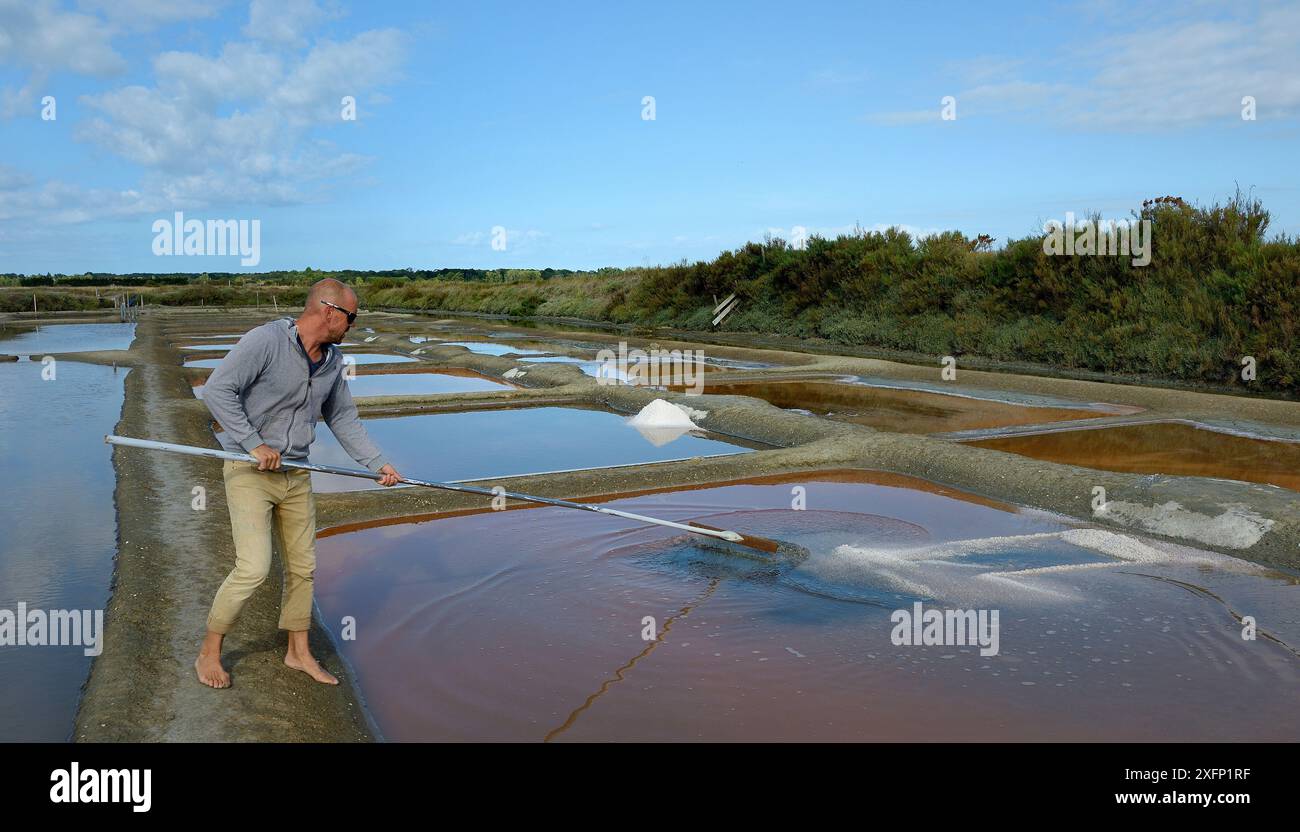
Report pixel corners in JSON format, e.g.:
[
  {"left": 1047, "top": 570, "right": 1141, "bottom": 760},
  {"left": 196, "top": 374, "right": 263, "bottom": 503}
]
[{"left": 203, "top": 318, "right": 389, "bottom": 472}]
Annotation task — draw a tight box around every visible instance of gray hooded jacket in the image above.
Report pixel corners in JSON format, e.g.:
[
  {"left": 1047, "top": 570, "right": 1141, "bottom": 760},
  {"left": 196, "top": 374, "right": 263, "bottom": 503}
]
[{"left": 203, "top": 318, "right": 388, "bottom": 471}]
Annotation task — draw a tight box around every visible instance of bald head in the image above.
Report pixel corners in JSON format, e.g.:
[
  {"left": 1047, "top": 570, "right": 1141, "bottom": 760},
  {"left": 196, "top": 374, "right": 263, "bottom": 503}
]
[
  {"left": 305, "top": 277, "right": 357, "bottom": 312},
  {"left": 300, "top": 277, "right": 359, "bottom": 344}
]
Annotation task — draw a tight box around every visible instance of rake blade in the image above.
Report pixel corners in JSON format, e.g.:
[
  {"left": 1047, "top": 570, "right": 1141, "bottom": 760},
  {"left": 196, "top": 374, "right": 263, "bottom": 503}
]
[{"left": 687, "top": 521, "right": 781, "bottom": 554}]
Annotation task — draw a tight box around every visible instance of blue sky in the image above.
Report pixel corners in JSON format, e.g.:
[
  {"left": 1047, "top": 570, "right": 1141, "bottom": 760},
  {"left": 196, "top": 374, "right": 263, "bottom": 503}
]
[{"left": 1, "top": 0, "right": 1297, "bottom": 273}]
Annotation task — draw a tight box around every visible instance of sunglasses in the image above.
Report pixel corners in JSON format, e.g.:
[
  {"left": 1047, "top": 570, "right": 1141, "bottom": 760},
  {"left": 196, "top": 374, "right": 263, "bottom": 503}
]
[{"left": 320, "top": 299, "right": 358, "bottom": 325}]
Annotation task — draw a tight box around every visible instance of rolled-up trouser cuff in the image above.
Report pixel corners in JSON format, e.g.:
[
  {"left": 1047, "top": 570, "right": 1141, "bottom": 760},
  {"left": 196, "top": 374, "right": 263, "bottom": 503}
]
[{"left": 206, "top": 615, "right": 236, "bottom": 635}]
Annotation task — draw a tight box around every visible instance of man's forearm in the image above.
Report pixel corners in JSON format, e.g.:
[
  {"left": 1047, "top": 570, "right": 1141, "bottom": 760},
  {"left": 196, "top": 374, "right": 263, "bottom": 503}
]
[
  {"left": 330, "top": 416, "right": 387, "bottom": 471},
  {"left": 323, "top": 380, "right": 388, "bottom": 471}
]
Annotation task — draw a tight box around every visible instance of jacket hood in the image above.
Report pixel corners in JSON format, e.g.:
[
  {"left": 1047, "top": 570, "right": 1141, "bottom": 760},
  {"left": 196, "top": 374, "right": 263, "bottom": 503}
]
[{"left": 276, "top": 317, "right": 338, "bottom": 371}]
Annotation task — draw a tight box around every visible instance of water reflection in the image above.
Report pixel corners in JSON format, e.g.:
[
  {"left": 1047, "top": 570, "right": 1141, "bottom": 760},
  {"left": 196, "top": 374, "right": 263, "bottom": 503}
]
[
  {"left": 0, "top": 323, "right": 135, "bottom": 355},
  {"left": 968, "top": 422, "right": 1300, "bottom": 491},
  {"left": 306, "top": 406, "right": 756, "bottom": 492},
  {"left": 314, "top": 472, "right": 1299, "bottom": 741},
  {"left": 0, "top": 360, "right": 126, "bottom": 740}
]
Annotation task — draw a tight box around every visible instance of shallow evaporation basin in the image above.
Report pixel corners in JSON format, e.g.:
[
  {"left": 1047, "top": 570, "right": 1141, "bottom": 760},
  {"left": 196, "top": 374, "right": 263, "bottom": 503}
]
[
  {"left": 179, "top": 339, "right": 359, "bottom": 352},
  {"left": 665, "top": 378, "right": 1109, "bottom": 434},
  {"left": 431, "top": 340, "right": 552, "bottom": 357},
  {"left": 314, "top": 471, "right": 1300, "bottom": 741},
  {"left": 305, "top": 404, "right": 763, "bottom": 492},
  {"left": 192, "top": 366, "right": 515, "bottom": 399},
  {"left": 0, "top": 359, "right": 127, "bottom": 741},
  {"left": 966, "top": 422, "right": 1300, "bottom": 491},
  {"left": 185, "top": 351, "right": 417, "bottom": 370},
  {"left": 0, "top": 322, "right": 136, "bottom": 354}
]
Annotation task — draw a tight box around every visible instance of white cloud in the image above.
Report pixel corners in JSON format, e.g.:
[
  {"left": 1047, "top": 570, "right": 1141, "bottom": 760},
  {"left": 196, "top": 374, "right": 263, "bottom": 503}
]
[
  {"left": 243, "top": 0, "right": 335, "bottom": 47},
  {"left": 69, "top": 23, "right": 405, "bottom": 211},
  {"left": 865, "top": 5, "right": 1300, "bottom": 130},
  {"left": 0, "top": 163, "right": 34, "bottom": 191},
  {"left": 0, "top": 0, "right": 125, "bottom": 76},
  {"left": 79, "top": 0, "right": 222, "bottom": 28},
  {"left": 0, "top": 0, "right": 223, "bottom": 117},
  {"left": 0, "top": 1, "right": 406, "bottom": 230},
  {"left": 0, "top": 179, "right": 165, "bottom": 224},
  {"left": 0, "top": 0, "right": 125, "bottom": 115}
]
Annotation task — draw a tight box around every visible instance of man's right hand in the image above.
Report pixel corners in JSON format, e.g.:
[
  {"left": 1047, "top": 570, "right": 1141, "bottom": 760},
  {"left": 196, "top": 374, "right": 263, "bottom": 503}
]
[{"left": 250, "top": 444, "right": 282, "bottom": 471}]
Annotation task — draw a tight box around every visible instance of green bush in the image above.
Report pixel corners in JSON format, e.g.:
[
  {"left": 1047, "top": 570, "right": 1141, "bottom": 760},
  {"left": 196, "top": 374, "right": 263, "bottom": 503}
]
[{"left": 11, "top": 192, "right": 1297, "bottom": 394}]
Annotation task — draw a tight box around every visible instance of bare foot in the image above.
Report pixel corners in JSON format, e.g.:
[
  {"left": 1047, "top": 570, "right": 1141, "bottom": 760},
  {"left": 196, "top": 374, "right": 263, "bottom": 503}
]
[
  {"left": 284, "top": 652, "right": 339, "bottom": 685},
  {"left": 195, "top": 652, "right": 230, "bottom": 689}
]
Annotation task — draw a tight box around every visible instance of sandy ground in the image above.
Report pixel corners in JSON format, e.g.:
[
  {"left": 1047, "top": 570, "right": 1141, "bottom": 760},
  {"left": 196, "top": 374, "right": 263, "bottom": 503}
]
[
  {"left": 68, "top": 316, "right": 373, "bottom": 742},
  {"left": 17, "top": 306, "right": 1295, "bottom": 742}
]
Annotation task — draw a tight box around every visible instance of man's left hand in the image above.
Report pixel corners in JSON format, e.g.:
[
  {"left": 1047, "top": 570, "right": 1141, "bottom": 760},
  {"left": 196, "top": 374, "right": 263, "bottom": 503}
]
[{"left": 377, "top": 464, "right": 401, "bottom": 487}]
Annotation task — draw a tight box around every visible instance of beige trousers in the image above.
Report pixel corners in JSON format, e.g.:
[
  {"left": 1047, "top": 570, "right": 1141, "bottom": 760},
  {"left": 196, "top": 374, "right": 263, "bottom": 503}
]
[{"left": 206, "top": 460, "right": 317, "bottom": 634}]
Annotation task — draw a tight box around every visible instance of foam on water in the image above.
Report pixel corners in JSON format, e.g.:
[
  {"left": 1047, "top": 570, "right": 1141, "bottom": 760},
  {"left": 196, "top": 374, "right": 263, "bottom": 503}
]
[{"left": 814, "top": 526, "right": 1265, "bottom": 605}]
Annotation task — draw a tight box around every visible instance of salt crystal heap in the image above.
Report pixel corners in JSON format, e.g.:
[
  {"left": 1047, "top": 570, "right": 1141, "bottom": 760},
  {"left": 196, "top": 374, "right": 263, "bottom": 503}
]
[{"left": 626, "top": 398, "right": 706, "bottom": 446}]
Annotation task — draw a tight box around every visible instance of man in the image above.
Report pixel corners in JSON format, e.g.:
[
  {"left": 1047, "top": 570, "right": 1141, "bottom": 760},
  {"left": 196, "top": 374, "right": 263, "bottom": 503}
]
[{"left": 195, "top": 278, "right": 401, "bottom": 688}]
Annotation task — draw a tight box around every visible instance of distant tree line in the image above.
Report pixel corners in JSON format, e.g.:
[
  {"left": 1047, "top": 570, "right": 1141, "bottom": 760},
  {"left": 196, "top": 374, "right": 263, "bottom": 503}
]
[
  {"left": 0, "top": 266, "right": 610, "bottom": 288},
  {"left": 5, "top": 193, "right": 1295, "bottom": 392}
]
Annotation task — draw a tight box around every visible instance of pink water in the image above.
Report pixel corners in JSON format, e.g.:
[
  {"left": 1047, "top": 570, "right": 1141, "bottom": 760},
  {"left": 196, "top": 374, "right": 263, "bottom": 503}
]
[{"left": 315, "top": 471, "right": 1300, "bottom": 741}]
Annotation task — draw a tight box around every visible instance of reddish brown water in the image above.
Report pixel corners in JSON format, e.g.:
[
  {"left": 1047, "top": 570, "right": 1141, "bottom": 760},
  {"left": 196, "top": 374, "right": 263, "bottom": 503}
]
[
  {"left": 969, "top": 422, "right": 1300, "bottom": 492},
  {"left": 669, "top": 379, "right": 1105, "bottom": 433},
  {"left": 314, "top": 471, "right": 1300, "bottom": 741}
]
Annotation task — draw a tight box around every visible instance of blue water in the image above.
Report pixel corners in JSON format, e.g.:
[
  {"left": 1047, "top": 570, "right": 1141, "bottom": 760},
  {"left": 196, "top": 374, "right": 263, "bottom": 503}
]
[
  {"left": 432, "top": 341, "right": 551, "bottom": 357},
  {"left": 0, "top": 359, "right": 126, "bottom": 741},
  {"left": 0, "top": 323, "right": 135, "bottom": 355},
  {"left": 344, "top": 371, "right": 512, "bottom": 397},
  {"left": 186, "top": 351, "right": 417, "bottom": 369},
  {"left": 306, "top": 405, "right": 751, "bottom": 491}
]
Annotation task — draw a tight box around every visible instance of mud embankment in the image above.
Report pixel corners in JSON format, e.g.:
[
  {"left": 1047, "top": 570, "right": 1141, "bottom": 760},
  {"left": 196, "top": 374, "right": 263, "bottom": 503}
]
[{"left": 74, "top": 316, "right": 372, "bottom": 742}]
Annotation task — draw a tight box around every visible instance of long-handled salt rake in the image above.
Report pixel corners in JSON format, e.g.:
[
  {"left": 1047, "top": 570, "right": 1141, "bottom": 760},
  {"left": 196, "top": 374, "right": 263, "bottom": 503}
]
[{"left": 105, "top": 434, "right": 799, "bottom": 558}]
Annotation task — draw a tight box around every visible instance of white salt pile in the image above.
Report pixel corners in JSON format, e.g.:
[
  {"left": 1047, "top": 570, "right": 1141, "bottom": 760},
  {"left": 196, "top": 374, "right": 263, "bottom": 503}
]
[
  {"left": 626, "top": 398, "right": 705, "bottom": 447},
  {"left": 628, "top": 398, "right": 699, "bottom": 429}
]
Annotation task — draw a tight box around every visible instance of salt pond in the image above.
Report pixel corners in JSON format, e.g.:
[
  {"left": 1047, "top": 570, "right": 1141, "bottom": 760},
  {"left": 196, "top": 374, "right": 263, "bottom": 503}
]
[
  {"left": 672, "top": 378, "right": 1106, "bottom": 434},
  {"left": 0, "top": 359, "right": 126, "bottom": 740},
  {"left": 194, "top": 368, "right": 514, "bottom": 399},
  {"left": 315, "top": 471, "right": 1300, "bottom": 741},
  {"left": 430, "top": 341, "right": 551, "bottom": 357},
  {"left": 306, "top": 405, "right": 758, "bottom": 492},
  {"left": 0, "top": 323, "right": 135, "bottom": 355},
  {"left": 186, "top": 351, "right": 417, "bottom": 369},
  {"left": 968, "top": 422, "right": 1300, "bottom": 492}
]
